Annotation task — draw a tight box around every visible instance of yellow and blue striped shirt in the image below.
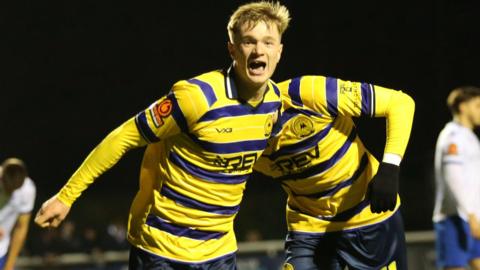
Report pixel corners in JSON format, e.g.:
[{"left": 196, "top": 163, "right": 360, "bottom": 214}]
[
  {"left": 129, "top": 67, "right": 281, "bottom": 262},
  {"left": 254, "top": 75, "right": 414, "bottom": 233},
  {"left": 57, "top": 67, "right": 282, "bottom": 263}
]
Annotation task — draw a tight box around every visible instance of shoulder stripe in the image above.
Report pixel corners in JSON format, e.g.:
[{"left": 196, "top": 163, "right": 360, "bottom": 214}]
[
  {"left": 134, "top": 112, "right": 160, "bottom": 143},
  {"left": 161, "top": 184, "right": 240, "bottom": 215},
  {"left": 288, "top": 77, "right": 303, "bottom": 106},
  {"left": 169, "top": 151, "right": 248, "bottom": 184},
  {"left": 268, "top": 123, "right": 333, "bottom": 160},
  {"left": 146, "top": 214, "right": 225, "bottom": 240},
  {"left": 371, "top": 85, "right": 376, "bottom": 116},
  {"left": 326, "top": 77, "right": 338, "bottom": 117},
  {"left": 169, "top": 93, "right": 189, "bottom": 133},
  {"left": 188, "top": 134, "right": 267, "bottom": 154},
  {"left": 361, "top": 83, "right": 375, "bottom": 117},
  {"left": 187, "top": 78, "right": 217, "bottom": 107},
  {"left": 275, "top": 128, "right": 357, "bottom": 181},
  {"left": 198, "top": 102, "right": 280, "bottom": 122}
]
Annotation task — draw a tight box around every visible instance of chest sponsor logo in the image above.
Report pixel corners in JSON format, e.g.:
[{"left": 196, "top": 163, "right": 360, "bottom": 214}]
[
  {"left": 209, "top": 153, "right": 258, "bottom": 173},
  {"left": 272, "top": 145, "right": 319, "bottom": 173}
]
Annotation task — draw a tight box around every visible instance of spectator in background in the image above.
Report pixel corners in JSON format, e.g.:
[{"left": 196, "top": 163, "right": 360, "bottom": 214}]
[
  {"left": 101, "top": 219, "right": 128, "bottom": 251},
  {"left": 80, "top": 226, "right": 101, "bottom": 254},
  {"left": 53, "top": 220, "right": 82, "bottom": 254},
  {"left": 0, "top": 158, "right": 36, "bottom": 270},
  {"left": 434, "top": 86, "right": 480, "bottom": 270}
]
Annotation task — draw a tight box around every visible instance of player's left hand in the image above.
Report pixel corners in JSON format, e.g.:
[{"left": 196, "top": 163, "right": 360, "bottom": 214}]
[{"left": 368, "top": 162, "right": 399, "bottom": 213}]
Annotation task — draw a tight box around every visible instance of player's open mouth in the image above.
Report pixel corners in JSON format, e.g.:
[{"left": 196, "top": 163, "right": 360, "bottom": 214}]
[{"left": 248, "top": 60, "right": 266, "bottom": 75}]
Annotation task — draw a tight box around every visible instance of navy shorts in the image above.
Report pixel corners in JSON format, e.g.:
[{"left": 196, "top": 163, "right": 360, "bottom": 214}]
[
  {"left": 435, "top": 215, "right": 480, "bottom": 268},
  {"left": 128, "top": 245, "right": 237, "bottom": 270},
  {"left": 0, "top": 254, "right": 6, "bottom": 270},
  {"left": 284, "top": 211, "right": 407, "bottom": 270}
]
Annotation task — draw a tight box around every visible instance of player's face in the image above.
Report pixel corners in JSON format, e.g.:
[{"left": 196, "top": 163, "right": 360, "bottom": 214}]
[
  {"left": 465, "top": 97, "right": 480, "bottom": 126},
  {"left": 228, "top": 21, "right": 283, "bottom": 89}
]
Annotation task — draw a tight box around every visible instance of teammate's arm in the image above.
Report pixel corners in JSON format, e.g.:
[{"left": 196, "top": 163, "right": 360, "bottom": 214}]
[
  {"left": 3, "top": 213, "right": 31, "bottom": 270},
  {"left": 366, "top": 85, "right": 415, "bottom": 213},
  {"left": 299, "top": 76, "right": 415, "bottom": 212}
]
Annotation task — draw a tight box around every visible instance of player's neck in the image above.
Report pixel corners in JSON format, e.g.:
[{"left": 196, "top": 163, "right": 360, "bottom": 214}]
[
  {"left": 454, "top": 115, "right": 474, "bottom": 130},
  {"left": 236, "top": 79, "right": 268, "bottom": 104}
]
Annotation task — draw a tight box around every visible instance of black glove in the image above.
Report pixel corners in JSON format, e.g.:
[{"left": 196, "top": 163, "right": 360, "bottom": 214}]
[{"left": 368, "top": 162, "right": 399, "bottom": 213}]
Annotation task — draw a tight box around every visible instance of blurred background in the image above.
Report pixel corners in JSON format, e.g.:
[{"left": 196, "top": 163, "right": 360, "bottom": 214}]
[{"left": 2, "top": 0, "right": 480, "bottom": 269}]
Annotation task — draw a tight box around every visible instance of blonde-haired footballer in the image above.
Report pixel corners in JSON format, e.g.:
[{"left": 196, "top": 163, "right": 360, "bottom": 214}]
[
  {"left": 35, "top": 2, "right": 289, "bottom": 269},
  {"left": 254, "top": 76, "right": 415, "bottom": 269}
]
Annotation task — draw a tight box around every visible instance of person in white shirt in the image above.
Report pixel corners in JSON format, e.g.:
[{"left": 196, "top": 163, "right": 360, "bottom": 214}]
[
  {"left": 434, "top": 86, "right": 480, "bottom": 270},
  {"left": 0, "top": 158, "right": 36, "bottom": 270}
]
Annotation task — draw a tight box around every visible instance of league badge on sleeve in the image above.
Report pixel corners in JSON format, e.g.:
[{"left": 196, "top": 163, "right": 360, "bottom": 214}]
[
  {"left": 150, "top": 98, "right": 173, "bottom": 128},
  {"left": 447, "top": 143, "right": 458, "bottom": 155}
]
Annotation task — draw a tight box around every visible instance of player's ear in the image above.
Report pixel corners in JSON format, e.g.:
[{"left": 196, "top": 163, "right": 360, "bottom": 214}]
[
  {"left": 227, "top": 42, "right": 235, "bottom": 60},
  {"left": 276, "top": 43, "right": 283, "bottom": 63}
]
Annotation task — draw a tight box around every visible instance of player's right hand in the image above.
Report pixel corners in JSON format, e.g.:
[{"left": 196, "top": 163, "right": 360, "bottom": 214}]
[{"left": 34, "top": 195, "right": 71, "bottom": 228}]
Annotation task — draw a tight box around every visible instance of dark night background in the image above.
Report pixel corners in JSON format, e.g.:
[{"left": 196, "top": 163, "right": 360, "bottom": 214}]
[{"left": 2, "top": 0, "right": 480, "bottom": 242}]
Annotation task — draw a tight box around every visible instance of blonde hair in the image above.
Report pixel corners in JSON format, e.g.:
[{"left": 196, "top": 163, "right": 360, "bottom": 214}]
[{"left": 227, "top": 1, "right": 290, "bottom": 43}]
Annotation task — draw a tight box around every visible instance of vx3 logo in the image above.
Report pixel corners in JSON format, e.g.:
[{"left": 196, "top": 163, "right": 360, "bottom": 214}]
[{"left": 215, "top": 127, "right": 233, "bottom": 133}]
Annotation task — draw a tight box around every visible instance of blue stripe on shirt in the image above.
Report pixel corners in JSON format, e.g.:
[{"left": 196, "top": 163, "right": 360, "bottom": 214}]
[
  {"left": 361, "top": 83, "right": 373, "bottom": 116},
  {"left": 275, "top": 128, "right": 357, "bottom": 181},
  {"left": 168, "top": 93, "right": 189, "bottom": 133},
  {"left": 326, "top": 77, "right": 338, "bottom": 117},
  {"left": 288, "top": 77, "right": 303, "bottom": 106},
  {"left": 303, "top": 153, "right": 369, "bottom": 198},
  {"left": 134, "top": 112, "right": 160, "bottom": 143},
  {"left": 187, "top": 78, "right": 217, "bottom": 107},
  {"left": 161, "top": 184, "right": 240, "bottom": 215},
  {"left": 188, "top": 134, "right": 267, "bottom": 154},
  {"left": 198, "top": 102, "right": 280, "bottom": 122},
  {"left": 268, "top": 124, "right": 333, "bottom": 160},
  {"left": 146, "top": 214, "right": 226, "bottom": 240},
  {"left": 316, "top": 199, "right": 370, "bottom": 222},
  {"left": 169, "top": 151, "right": 248, "bottom": 184}
]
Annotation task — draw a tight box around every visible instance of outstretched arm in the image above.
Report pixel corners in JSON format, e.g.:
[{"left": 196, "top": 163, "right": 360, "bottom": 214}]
[
  {"left": 35, "top": 82, "right": 208, "bottom": 228},
  {"left": 35, "top": 118, "right": 146, "bottom": 228}
]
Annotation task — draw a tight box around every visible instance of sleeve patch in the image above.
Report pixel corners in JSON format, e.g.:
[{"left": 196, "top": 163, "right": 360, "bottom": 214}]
[
  {"left": 150, "top": 99, "right": 173, "bottom": 128},
  {"left": 447, "top": 143, "right": 458, "bottom": 155}
]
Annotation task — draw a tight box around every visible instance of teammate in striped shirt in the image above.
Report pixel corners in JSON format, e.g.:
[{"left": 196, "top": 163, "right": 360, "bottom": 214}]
[
  {"left": 254, "top": 76, "right": 415, "bottom": 269},
  {"left": 34, "top": 2, "right": 289, "bottom": 269}
]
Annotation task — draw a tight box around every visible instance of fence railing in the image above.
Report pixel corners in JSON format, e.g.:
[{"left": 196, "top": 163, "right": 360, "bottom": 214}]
[{"left": 17, "top": 230, "right": 437, "bottom": 270}]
